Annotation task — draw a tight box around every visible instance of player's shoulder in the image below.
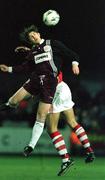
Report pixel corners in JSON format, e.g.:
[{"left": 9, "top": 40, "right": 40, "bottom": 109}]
[{"left": 50, "top": 39, "right": 64, "bottom": 46}]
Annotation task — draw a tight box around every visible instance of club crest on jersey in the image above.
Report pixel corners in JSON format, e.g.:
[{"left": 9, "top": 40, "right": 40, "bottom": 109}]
[{"left": 44, "top": 45, "right": 51, "bottom": 52}]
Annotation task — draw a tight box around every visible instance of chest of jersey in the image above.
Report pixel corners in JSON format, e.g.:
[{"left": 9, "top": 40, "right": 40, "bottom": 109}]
[{"left": 32, "top": 43, "right": 52, "bottom": 64}]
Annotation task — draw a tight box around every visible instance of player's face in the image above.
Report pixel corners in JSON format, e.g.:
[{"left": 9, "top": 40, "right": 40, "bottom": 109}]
[{"left": 28, "top": 31, "right": 41, "bottom": 44}]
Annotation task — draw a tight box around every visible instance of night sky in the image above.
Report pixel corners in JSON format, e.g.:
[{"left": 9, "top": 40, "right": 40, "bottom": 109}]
[{"left": 0, "top": 0, "right": 105, "bottom": 86}]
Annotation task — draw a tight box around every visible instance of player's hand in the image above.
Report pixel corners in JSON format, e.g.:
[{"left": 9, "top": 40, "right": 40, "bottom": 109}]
[
  {"left": 15, "top": 46, "right": 31, "bottom": 53},
  {"left": 72, "top": 64, "right": 80, "bottom": 75},
  {"left": 0, "top": 64, "right": 9, "bottom": 72}
]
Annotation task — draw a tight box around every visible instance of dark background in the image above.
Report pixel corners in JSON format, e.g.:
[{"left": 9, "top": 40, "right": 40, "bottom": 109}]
[
  {"left": 0, "top": 0, "right": 105, "bottom": 155},
  {"left": 0, "top": 0, "right": 105, "bottom": 97},
  {"left": 0, "top": 0, "right": 105, "bottom": 73}
]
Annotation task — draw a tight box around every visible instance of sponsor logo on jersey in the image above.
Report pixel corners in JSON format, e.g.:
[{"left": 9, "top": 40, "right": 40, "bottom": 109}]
[{"left": 34, "top": 52, "right": 51, "bottom": 64}]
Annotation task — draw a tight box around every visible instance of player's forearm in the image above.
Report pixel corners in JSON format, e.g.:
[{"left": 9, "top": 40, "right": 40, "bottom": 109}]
[
  {"left": 10, "top": 60, "right": 34, "bottom": 73},
  {"left": 0, "top": 65, "right": 27, "bottom": 73},
  {"left": 12, "top": 62, "right": 31, "bottom": 73}
]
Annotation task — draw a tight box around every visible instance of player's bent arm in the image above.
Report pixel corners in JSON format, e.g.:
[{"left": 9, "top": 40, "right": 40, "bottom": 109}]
[
  {"left": 53, "top": 40, "right": 80, "bottom": 63},
  {"left": 15, "top": 46, "right": 31, "bottom": 53},
  {"left": 0, "top": 60, "right": 34, "bottom": 74}
]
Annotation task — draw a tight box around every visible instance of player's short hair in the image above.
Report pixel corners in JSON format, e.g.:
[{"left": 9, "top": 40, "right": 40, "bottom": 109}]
[{"left": 20, "top": 25, "right": 39, "bottom": 43}]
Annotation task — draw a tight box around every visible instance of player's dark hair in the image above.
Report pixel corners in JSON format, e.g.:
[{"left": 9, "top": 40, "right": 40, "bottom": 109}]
[{"left": 20, "top": 25, "right": 39, "bottom": 44}]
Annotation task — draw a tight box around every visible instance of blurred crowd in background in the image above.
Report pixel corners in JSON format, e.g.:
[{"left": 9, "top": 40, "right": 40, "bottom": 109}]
[
  {"left": 0, "top": 75, "right": 105, "bottom": 155},
  {"left": 0, "top": 78, "right": 105, "bottom": 133}
]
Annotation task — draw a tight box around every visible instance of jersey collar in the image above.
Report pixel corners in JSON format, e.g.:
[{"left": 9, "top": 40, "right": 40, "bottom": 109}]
[{"left": 40, "top": 39, "right": 44, "bottom": 44}]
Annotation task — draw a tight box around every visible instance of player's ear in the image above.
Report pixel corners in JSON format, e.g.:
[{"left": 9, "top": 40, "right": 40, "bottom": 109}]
[{"left": 38, "top": 33, "right": 40, "bottom": 37}]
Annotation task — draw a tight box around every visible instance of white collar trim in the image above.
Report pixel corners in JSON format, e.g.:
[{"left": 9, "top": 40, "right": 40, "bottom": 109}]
[{"left": 40, "top": 39, "right": 44, "bottom": 44}]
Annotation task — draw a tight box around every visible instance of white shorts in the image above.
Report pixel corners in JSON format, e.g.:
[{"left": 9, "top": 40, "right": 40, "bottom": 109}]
[{"left": 49, "top": 81, "right": 74, "bottom": 113}]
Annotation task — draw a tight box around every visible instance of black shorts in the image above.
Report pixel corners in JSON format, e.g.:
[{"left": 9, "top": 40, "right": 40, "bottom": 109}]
[{"left": 23, "top": 74, "right": 57, "bottom": 104}]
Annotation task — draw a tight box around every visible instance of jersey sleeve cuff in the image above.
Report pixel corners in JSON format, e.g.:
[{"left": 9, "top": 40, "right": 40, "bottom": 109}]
[
  {"left": 8, "top": 67, "right": 13, "bottom": 73},
  {"left": 72, "top": 61, "right": 79, "bottom": 66}
]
